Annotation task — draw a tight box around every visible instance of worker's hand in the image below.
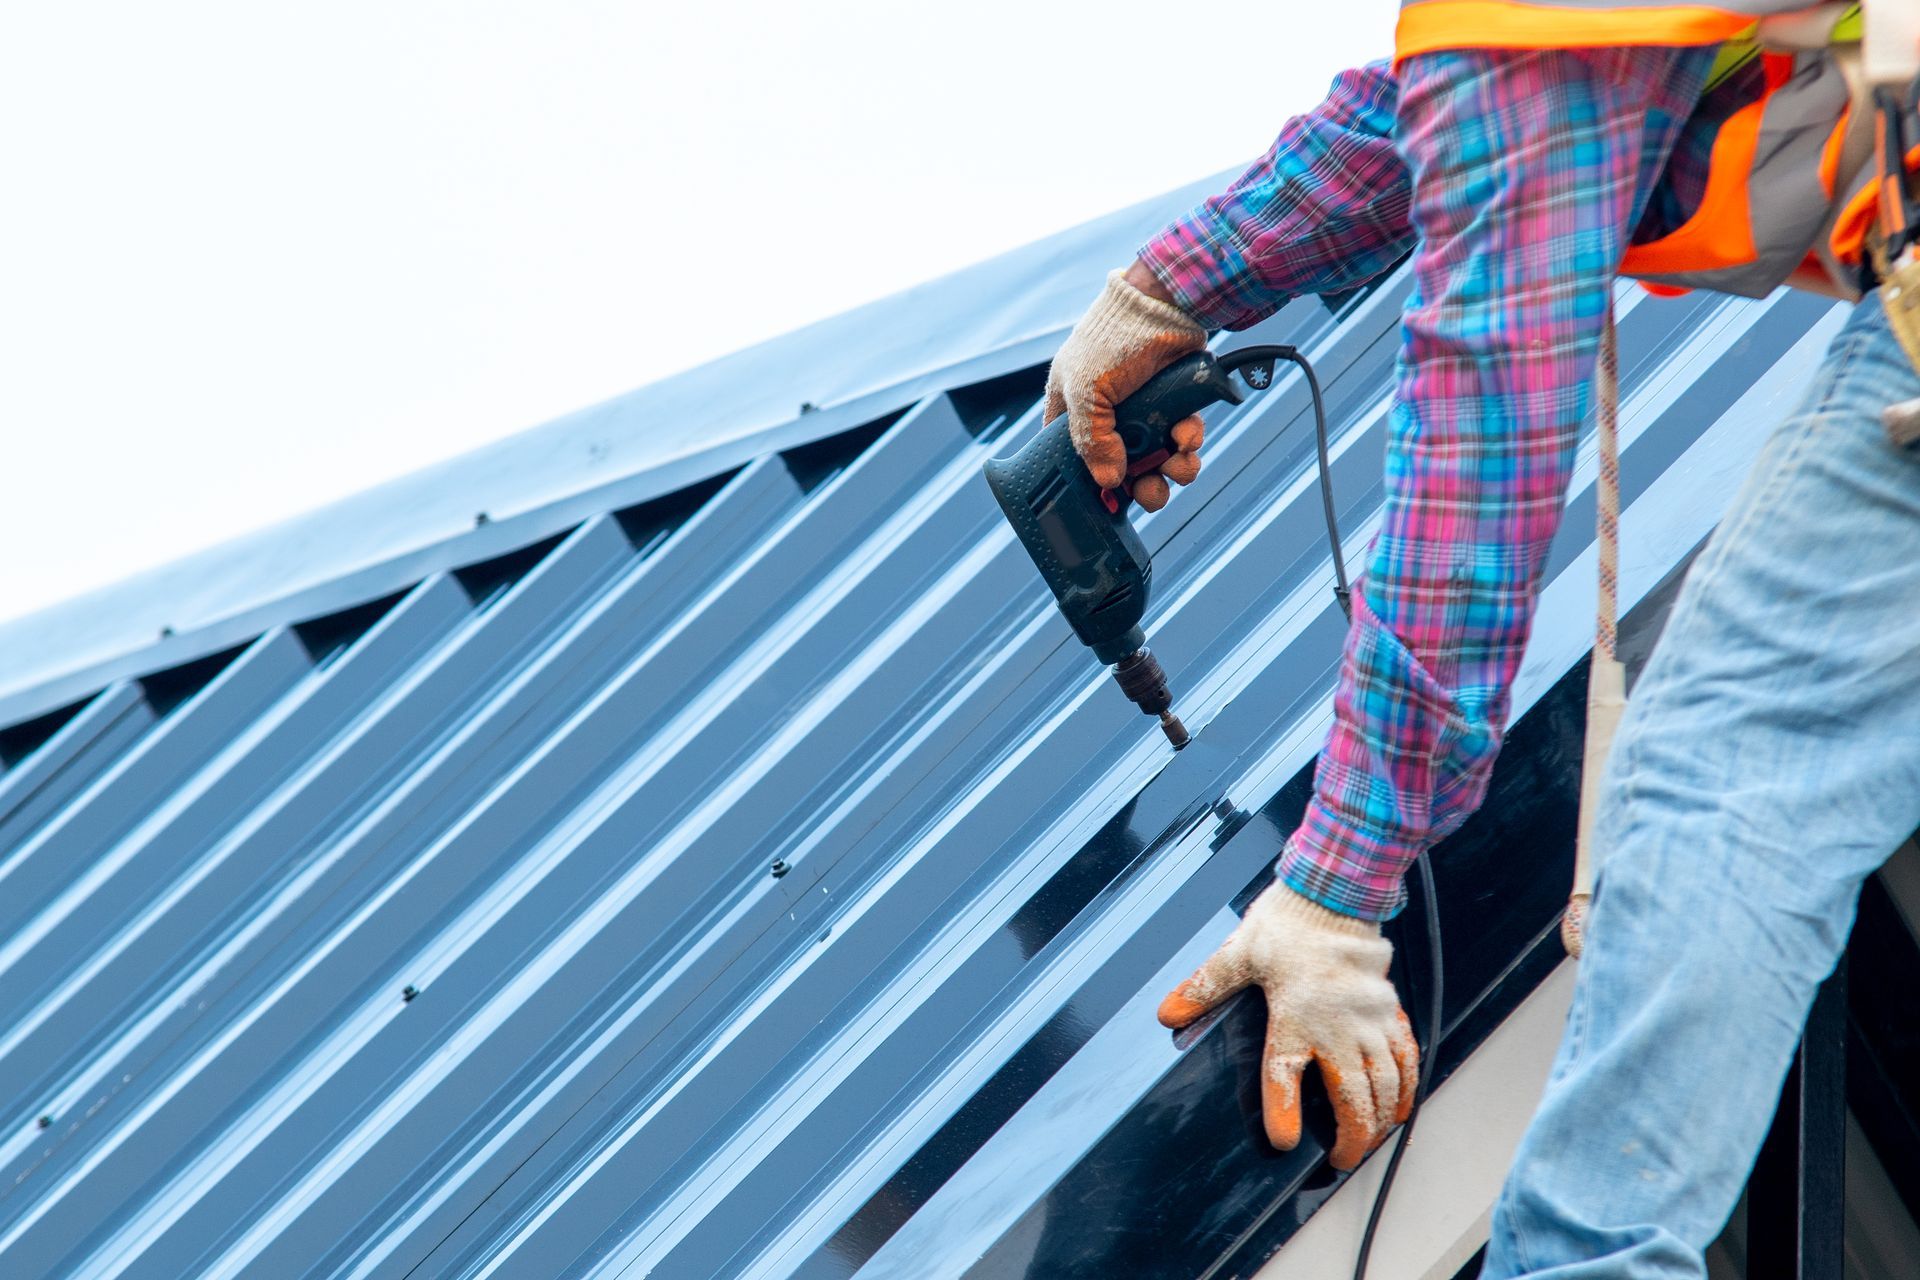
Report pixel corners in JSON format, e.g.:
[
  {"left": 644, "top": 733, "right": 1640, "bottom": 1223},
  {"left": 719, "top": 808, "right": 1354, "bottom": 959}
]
[
  {"left": 1044, "top": 265, "right": 1208, "bottom": 513},
  {"left": 1158, "top": 881, "right": 1416, "bottom": 1170}
]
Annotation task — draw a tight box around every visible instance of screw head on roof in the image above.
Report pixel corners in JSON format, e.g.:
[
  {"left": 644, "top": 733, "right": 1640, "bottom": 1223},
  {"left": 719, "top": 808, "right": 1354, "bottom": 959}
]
[
  {"left": 402, "top": 984, "right": 421, "bottom": 1003},
  {"left": 36, "top": 1115, "right": 52, "bottom": 1130},
  {"left": 158, "top": 625, "right": 174, "bottom": 639},
  {"left": 474, "top": 511, "right": 491, "bottom": 527},
  {"left": 798, "top": 401, "right": 818, "bottom": 415},
  {"left": 769, "top": 859, "right": 790, "bottom": 879}
]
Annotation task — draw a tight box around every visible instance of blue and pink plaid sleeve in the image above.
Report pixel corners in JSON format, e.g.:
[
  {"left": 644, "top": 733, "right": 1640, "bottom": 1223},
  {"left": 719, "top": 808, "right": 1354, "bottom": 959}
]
[
  {"left": 1283, "top": 46, "right": 1715, "bottom": 920},
  {"left": 1138, "top": 48, "right": 1719, "bottom": 922},
  {"left": 1136, "top": 61, "right": 1412, "bottom": 331}
]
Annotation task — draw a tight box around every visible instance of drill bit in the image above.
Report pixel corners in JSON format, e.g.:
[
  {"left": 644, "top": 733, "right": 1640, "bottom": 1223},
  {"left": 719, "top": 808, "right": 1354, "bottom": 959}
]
[
  {"left": 1111, "top": 649, "right": 1189, "bottom": 750},
  {"left": 1157, "top": 709, "right": 1190, "bottom": 750}
]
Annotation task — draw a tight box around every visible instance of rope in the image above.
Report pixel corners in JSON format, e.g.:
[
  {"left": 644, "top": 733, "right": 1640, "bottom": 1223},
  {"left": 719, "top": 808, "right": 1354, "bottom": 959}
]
[
  {"left": 1595, "top": 307, "right": 1621, "bottom": 663},
  {"left": 1565, "top": 301, "right": 1625, "bottom": 959}
]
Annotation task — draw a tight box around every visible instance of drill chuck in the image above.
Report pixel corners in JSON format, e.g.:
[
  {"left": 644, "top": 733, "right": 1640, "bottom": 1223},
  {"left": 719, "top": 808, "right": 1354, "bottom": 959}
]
[{"left": 1111, "top": 649, "right": 1189, "bottom": 749}]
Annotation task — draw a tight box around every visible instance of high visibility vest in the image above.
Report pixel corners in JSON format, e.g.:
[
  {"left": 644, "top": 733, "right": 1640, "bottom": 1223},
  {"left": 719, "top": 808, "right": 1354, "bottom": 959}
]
[{"left": 1394, "top": 1, "right": 1917, "bottom": 300}]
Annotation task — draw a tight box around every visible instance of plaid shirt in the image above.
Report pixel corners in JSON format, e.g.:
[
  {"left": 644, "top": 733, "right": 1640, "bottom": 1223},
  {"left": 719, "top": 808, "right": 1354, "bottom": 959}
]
[{"left": 1140, "top": 49, "right": 1732, "bottom": 918}]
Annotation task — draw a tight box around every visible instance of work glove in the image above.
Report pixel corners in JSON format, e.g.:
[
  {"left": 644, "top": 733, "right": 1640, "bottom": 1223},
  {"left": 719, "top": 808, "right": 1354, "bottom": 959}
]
[
  {"left": 1044, "top": 268, "right": 1208, "bottom": 513},
  {"left": 1157, "top": 881, "right": 1417, "bottom": 1170}
]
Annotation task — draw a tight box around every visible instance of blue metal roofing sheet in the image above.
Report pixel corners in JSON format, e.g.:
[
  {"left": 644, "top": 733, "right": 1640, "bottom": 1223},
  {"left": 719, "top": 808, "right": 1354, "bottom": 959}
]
[
  {"left": 0, "top": 171, "right": 1236, "bottom": 734},
  {"left": 0, "top": 229, "right": 1846, "bottom": 1279}
]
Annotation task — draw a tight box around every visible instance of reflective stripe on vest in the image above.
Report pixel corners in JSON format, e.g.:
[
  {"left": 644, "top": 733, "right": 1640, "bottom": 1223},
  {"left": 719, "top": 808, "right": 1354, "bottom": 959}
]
[{"left": 1397, "top": 0, "right": 1837, "bottom": 60}]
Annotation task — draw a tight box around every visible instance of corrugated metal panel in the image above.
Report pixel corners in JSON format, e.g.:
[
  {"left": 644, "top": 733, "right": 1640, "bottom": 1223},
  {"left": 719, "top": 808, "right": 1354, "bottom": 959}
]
[
  {"left": 0, "top": 255, "right": 1845, "bottom": 1280},
  {"left": 0, "top": 170, "right": 1239, "bottom": 733}
]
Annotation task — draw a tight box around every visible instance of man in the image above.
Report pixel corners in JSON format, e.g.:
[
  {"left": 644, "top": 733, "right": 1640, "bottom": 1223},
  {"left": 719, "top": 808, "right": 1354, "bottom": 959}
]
[{"left": 1046, "top": 7, "right": 1918, "bottom": 1276}]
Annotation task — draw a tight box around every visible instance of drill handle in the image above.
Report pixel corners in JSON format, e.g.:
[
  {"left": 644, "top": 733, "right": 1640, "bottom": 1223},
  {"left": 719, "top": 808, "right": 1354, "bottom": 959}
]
[
  {"left": 1111, "top": 344, "right": 1303, "bottom": 481},
  {"left": 1112, "top": 351, "right": 1246, "bottom": 473}
]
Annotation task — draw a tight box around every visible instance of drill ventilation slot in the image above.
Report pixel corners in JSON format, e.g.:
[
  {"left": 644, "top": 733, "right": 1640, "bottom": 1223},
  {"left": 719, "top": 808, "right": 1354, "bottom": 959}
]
[{"left": 1026, "top": 468, "right": 1069, "bottom": 516}]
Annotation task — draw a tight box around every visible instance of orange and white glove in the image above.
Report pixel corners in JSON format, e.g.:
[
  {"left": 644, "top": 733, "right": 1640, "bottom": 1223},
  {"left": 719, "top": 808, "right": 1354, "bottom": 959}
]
[
  {"left": 1157, "top": 882, "right": 1417, "bottom": 1170},
  {"left": 1044, "top": 268, "right": 1208, "bottom": 513}
]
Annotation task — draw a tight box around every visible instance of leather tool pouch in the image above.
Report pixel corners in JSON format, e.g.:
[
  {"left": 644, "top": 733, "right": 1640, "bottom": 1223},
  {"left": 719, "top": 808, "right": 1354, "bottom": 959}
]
[
  {"left": 1877, "top": 248, "right": 1920, "bottom": 380},
  {"left": 1877, "top": 268, "right": 1920, "bottom": 447},
  {"left": 1871, "top": 80, "right": 1920, "bottom": 446}
]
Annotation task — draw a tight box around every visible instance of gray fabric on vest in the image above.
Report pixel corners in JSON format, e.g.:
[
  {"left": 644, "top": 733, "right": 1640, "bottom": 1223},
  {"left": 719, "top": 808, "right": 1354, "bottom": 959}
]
[{"left": 1637, "top": 53, "right": 1849, "bottom": 297}]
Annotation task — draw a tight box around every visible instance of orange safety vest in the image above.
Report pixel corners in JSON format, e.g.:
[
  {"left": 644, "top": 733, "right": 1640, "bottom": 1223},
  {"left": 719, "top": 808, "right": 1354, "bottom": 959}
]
[{"left": 1395, "top": 1, "right": 1916, "bottom": 300}]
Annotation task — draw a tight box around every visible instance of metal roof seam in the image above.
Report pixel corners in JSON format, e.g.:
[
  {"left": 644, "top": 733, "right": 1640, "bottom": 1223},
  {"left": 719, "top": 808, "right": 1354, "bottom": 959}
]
[
  {"left": 0, "top": 535, "right": 659, "bottom": 1145},
  {"left": 22, "top": 404, "right": 990, "bottom": 1274}
]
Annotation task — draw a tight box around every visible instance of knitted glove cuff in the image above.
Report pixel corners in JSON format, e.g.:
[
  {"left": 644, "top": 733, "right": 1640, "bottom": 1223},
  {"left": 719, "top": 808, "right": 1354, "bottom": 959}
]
[
  {"left": 1261, "top": 881, "right": 1383, "bottom": 938},
  {"left": 1075, "top": 269, "right": 1207, "bottom": 358}
]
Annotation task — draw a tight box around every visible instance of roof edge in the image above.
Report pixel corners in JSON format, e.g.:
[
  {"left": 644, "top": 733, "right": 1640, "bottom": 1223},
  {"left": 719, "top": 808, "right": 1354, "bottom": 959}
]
[{"left": 0, "top": 173, "right": 1230, "bottom": 728}]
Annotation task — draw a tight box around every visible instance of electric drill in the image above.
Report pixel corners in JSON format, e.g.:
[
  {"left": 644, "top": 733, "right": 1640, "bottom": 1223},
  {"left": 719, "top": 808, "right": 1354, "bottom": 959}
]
[{"left": 985, "top": 345, "right": 1304, "bottom": 749}]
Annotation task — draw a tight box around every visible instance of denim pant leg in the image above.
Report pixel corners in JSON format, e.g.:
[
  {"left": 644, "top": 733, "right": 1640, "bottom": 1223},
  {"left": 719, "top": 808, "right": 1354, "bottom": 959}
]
[{"left": 1483, "top": 297, "right": 1920, "bottom": 1279}]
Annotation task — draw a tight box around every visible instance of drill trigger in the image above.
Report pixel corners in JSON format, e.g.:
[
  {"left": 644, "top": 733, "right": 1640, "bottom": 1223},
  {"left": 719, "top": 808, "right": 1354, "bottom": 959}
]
[{"left": 1127, "top": 448, "right": 1173, "bottom": 477}]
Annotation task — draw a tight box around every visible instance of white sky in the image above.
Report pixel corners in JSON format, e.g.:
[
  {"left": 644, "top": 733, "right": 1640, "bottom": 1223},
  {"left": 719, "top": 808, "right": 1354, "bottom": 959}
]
[{"left": 0, "top": 1, "right": 1397, "bottom": 626}]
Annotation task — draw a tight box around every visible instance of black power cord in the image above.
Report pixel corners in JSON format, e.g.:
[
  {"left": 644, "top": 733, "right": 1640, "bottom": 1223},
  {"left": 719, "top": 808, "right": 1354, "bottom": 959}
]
[
  {"left": 1258, "top": 345, "right": 1444, "bottom": 1280},
  {"left": 1214, "top": 344, "right": 1354, "bottom": 620},
  {"left": 1354, "top": 850, "right": 1443, "bottom": 1280},
  {"left": 1283, "top": 346, "right": 1354, "bottom": 620}
]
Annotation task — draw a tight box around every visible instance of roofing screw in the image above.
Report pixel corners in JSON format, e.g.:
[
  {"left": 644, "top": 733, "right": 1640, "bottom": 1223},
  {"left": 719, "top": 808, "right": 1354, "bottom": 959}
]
[
  {"left": 36, "top": 1115, "right": 51, "bottom": 1130},
  {"left": 769, "top": 859, "right": 790, "bottom": 879},
  {"left": 158, "top": 625, "right": 175, "bottom": 639},
  {"left": 798, "top": 401, "right": 818, "bottom": 415},
  {"left": 402, "top": 984, "right": 420, "bottom": 1003},
  {"left": 474, "top": 511, "right": 491, "bottom": 527}
]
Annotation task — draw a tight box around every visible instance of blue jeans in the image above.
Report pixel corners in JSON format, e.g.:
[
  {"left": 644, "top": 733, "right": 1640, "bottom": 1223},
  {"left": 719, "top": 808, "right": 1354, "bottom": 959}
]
[{"left": 1482, "top": 296, "right": 1920, "bottom": 1278}]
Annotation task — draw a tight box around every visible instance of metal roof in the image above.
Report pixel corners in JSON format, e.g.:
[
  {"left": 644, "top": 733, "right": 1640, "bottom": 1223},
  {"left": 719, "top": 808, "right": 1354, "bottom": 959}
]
[
  {"left": 0, "top": 223, "right": 1858, "bottom": 1280},
  {"left": 0, "top": 171, "right": 1235, "bottom": 732}
]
